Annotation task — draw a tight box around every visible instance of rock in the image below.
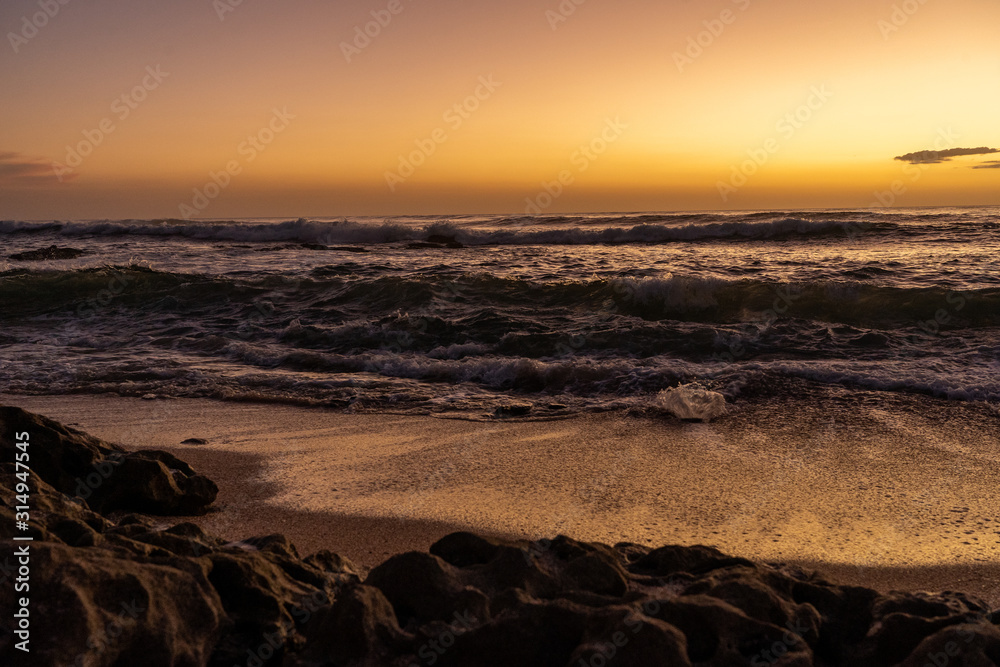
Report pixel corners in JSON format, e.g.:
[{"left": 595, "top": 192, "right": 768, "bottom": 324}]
[
  {"left": 2, "top": 406, "right": 998, "bottom": 667},
  {"left": 896, "top": 623, "right": 1000, "bottom": 667},
  {"left": 856, "top": 590, "right": 998, "bottom": 665},
  {"left": 0, "top": 405, "right": 217, "bottom": 516},
  {"left": 655, "top": 383, "right": 728, "bottom": 422},
  {"left": 181, "top": 438, "right": 209, "bottom": 445},
  {"left": 85, "top": 451, "right": 219, "bottom": 516},
  {"left": 629, "top": 543, "right": 755, "bottom": 577},
  {"left": 9, "top": 245, "right": 88, "bottom": 260},
  {"left": 297, "top": 585, "right": 409, "bottom": 665},
  {"left": 562, "top": 549, "right": 630, "bottom": 597},
  {"left": 569, "top": 609, "right": 692, "bottom": 667},
  {"left": 436, "top": 599, "right": 589, "bottom": 667},
  {"left": 19, "top": 542, "right": 225, "bottom": 667},
  {"left": 430, "top": 531, "right": 507, "bottom": 567},
  {"left": 366, "top": 552, "right": 490, "bottom": 627}
]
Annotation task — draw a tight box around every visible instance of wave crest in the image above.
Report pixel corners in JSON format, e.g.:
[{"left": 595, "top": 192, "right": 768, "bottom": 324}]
[{"left": 1, "top": 216, "right": 888, "bottom": 246}]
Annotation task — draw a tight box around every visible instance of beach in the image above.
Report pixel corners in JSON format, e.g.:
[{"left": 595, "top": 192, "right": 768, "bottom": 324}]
[{"left": 6, "top": 389, "right": 998, "bottom": 606}]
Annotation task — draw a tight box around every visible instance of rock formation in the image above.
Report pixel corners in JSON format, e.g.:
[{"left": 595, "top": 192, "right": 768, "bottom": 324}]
[{"left": 1, "top": 405, "right": 997, "bottom": 666}]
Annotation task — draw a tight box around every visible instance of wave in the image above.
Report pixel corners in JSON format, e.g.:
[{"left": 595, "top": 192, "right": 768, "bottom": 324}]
[
  {"left": 3, "top": 266, "right": 1000, "bottom": 329},
  {"left": 4, "top": 342, "right": 997, "bottom": 407},
  {"left": 0, "top": 216, "right": 902, "bottom": 246}
]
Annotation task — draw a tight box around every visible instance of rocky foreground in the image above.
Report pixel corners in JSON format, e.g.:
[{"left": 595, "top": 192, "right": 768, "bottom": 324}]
[{"left": 1, "top": 405, "right": 998, "bottom": 667}]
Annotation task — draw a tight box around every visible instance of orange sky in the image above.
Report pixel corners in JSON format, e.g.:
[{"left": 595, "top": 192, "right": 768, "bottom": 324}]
[{"left": 1, "top": 0, "right": 997, "bottom": 218}]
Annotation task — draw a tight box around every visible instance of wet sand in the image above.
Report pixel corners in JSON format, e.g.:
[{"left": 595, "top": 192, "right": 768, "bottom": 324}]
[{"left": 5, "top": 391, "right": 999, "bottom": 605}]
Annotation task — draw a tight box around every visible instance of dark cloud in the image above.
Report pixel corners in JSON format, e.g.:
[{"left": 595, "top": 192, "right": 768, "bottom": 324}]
[
  {"left": 972, "top": 160, "right": 1000, "bottom": 170},
  {"left": 894, "top": 146, "right": 999, "bottom": 165},
  {"left": 0, "top": 151, "right": 71, "bottom": 185}
]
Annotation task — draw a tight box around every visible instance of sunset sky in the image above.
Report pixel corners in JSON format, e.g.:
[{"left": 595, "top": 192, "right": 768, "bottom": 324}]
[{"left": 1, "top": 0, "right": 997, "bottom": 219}]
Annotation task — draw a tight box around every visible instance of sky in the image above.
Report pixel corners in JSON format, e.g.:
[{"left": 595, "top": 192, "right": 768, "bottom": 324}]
[{"left": 0, "top": 0, "right": 997, "bottom": 219}]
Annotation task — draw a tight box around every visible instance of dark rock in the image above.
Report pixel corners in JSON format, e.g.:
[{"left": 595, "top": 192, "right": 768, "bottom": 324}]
[
  {"left": 430, "top": 531, "right": 507, "bottom": 567},
  {"left": 650, "top": 594, "right": 814, "bottom": 665},
  {"left": 20, "top": 542, "right": 224, "bottom": 667},
  {"left": 241, "top": 533, "right": 301, "bottom": 560},
  {"left": 117, "top": 514, "right": 154, "bottom": 527},
  {"left": 181, "top": 438, "right": 209, "bottom": 445},
  {"left": 298, "top": 585, "right": 409, "bottom": 665},
  {"left": 206, "top": 550, "right": 315, "bottom": 633},
  {"left": 873, "top": 590, "right": 989, "bottom": 619},
  {"left": 48, "top": 517, "right": 101, "bottom": 547},
  {"left": 9, "top": 245, "right": 88, "bottom": 260},
  {"left": 304, "top": 550, "right": 363, "bottom": 579},
  {"left": 87, "top": 452, "right": 218, "bottom": 515},
  {"left": 861, "top": 612, "right": 966, "bottom": 665},
  {"left": 366, "top": 551, "right": 491, "bottom": 627},
  {"left": 436, "top": 600, "right": 589, "bottom": 667},
  {"left": 563, "top": 551, "right": 630, "bottom": 597},
  {"left": 0, "top": 406, "right": 217, "bottom": 515},
  {"left": 897, "top": 622, "right": 1000, "bottom": 667},
  {"left": 3, "top": 405, "right": 999, "bottom": 667},
  {"left": 570, "top": 608, "right": 692, "bottom": 667},
  {"left": 629, "top": 543, "right": 756, "bottom": 577}
]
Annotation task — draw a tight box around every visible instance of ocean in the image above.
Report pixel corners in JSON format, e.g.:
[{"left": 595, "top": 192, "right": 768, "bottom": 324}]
[{"left": 2, "top": 208, "right": 998, "bottom": 415}]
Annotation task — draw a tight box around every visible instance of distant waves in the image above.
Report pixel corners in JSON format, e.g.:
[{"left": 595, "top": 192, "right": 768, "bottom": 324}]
[{"left": 0, "top": 216, "right": 910, "bottom": 246}]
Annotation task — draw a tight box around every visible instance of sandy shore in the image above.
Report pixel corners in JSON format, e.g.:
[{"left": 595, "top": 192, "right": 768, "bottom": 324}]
[{"left": 4, "top": 392, "right": 999, "bottom": 605}]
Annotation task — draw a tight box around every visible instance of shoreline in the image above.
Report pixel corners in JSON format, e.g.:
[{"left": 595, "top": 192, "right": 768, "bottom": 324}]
[{"left": 4, "top": 391, "right": 999, "bottom": 605}]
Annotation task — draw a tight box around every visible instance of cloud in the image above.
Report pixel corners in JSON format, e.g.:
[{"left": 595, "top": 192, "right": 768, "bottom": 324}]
[
  {"left": 972, "top": 160, "right": 1000, "bottom": 170},
  {"left": 0, "top": 151, "right": 71, "bottom": 186},
  {"left": 894, "top": 146, "right": 999, "bottom": 165}
]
